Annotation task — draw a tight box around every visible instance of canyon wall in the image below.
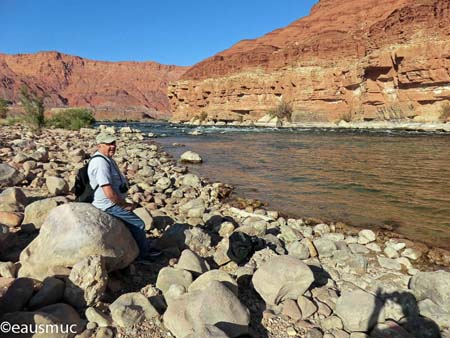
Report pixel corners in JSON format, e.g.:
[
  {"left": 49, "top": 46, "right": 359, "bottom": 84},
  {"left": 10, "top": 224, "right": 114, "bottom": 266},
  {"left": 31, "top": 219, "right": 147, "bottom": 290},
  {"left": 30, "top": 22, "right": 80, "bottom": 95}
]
[
  {"left": 0, "top": 51, "right": 188, "bottom": 120},
  {"left": 169, "top": 0, "right": 450, "bottom": 123}
]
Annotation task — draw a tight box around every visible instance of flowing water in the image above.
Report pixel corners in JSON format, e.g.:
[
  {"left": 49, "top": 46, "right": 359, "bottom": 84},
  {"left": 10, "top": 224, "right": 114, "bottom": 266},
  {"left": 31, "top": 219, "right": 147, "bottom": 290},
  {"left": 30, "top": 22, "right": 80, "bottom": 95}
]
[{"left": 106, "top": 122, "right": 450, "bottom": 249}]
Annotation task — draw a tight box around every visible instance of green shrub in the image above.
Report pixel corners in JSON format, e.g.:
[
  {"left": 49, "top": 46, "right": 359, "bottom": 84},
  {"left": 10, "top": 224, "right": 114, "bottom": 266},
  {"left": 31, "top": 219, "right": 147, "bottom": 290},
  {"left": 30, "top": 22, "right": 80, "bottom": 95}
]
[
  {"left": 19, "top": 86, "right": 45, "bottom": 130},
  {"left": 439, "top": 102, "right": 450, "bottom": 122},
  {"left": 47, "top": 108, "right": 95, "bottom": 130},
  {"left": 268, "top": 100, "right": 293, "bottom": 121},
  {"left": 0, "top": 98, "right": 10, "bottom": 119},
  {"left": 1, "top": 116, "right": 23, "bottom": 126}
]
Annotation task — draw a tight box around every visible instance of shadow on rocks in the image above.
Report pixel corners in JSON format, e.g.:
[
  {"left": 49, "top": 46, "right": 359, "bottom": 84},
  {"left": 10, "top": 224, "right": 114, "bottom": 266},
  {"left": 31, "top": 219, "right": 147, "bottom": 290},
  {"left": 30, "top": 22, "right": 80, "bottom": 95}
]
[
  {"left": 152, "top": 215, "right": 175, "bottom": 230},
  {"left": 308, "top": 264, "right": 332, "bottom": 288},
  {"left": 368, "top": 288, "right": 441, "bottom": 338},
  {"left": 0, "top": 228, "right": 38, "bottom": 262},
  {"left": 236, "top": 274, "right": 269, "bottom": 338}
]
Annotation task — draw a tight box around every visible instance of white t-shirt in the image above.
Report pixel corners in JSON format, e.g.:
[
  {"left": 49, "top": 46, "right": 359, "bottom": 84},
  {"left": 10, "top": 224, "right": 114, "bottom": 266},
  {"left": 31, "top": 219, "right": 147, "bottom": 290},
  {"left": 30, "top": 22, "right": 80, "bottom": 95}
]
[{"left": 87, "top": 151, "right": 127, "bottom": 210}]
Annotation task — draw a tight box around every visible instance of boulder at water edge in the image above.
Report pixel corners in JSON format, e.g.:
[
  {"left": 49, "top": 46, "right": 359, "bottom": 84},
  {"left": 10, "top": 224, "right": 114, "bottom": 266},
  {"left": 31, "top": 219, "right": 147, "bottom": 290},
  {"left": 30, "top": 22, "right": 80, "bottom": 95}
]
[
  {"left": 409, "top": 270, "right": 450, "bottom": 309},
  {"left": 163, "top": 281, "right": 249, "bottom": 338},
  {"left": 252, "top": 255, "right": 314, "bottom": 305},
  {"left": 180, "top": 151, "right": 202, "bottom": 163},
  {"left": 19, "top": 203, "right": 139, "bottom": 280}
]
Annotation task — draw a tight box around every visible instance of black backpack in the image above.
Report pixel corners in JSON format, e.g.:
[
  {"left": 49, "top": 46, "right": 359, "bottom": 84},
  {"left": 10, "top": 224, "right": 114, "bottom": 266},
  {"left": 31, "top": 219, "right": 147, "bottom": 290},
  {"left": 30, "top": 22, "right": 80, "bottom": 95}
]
[
  {"left": 74, "top": 155, "right": 109, "bottom": 203},
  {"left": 227, "top": 232, "right": 265, "bottom": 265}
]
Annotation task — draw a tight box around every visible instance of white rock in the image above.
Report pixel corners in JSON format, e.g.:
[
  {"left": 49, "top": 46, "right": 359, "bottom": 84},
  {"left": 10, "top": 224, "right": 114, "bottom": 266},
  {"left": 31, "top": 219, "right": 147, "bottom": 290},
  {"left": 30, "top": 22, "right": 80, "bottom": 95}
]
[
  {"left": 401, "top": 248, "right": 422, "bottom": 260},
  {"left": 180, "top": 151, "right": 202, "bottom": 163},
  {"left": 358, "top": 229, "right": 376, "bottom": 244},
  {"left": 377, "top": 257, "right": 402, "bottom": 271},
  {"left": 384, "top": 246, "right": 400, "bottom": 259},
  {"left": 313, "top": 223, "right": 330, "bottom": 235},
  {"left": 366, "top": 243, "right": 381, "bottom": 252}
]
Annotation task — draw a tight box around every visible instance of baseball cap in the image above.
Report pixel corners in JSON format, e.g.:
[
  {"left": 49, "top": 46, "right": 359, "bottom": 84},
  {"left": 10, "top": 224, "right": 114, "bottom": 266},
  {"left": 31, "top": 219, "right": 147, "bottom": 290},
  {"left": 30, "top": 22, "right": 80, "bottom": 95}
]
[{"left": 96, "top": 133, "right": 117, "bottom": 144}]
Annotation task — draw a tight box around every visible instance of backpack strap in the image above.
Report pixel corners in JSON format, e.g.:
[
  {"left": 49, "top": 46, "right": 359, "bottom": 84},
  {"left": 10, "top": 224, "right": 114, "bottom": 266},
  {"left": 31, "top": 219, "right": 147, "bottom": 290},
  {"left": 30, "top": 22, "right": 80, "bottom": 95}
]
[{"left": 88, "top": 154, "right": 111, "bottom": 193}]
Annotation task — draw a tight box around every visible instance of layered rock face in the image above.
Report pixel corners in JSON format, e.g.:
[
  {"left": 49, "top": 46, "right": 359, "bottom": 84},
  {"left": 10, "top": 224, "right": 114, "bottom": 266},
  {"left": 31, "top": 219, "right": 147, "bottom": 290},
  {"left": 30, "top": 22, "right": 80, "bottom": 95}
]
[
  {"left": 169, "top": 0, "right": 450, "bottom": 122},
  {"left": 0, "top": 51, "right": 188, "bottom": 120}
]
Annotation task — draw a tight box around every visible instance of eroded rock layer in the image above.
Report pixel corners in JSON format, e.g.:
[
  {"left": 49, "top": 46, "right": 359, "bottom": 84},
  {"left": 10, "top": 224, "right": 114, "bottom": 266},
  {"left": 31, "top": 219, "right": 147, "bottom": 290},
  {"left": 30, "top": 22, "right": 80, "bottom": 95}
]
[
  {"left": 0, "top": 51, "right": 188, "bottom": 120},
  {"left": 169, "top": 0, "right": 450, "bottom": 122}
]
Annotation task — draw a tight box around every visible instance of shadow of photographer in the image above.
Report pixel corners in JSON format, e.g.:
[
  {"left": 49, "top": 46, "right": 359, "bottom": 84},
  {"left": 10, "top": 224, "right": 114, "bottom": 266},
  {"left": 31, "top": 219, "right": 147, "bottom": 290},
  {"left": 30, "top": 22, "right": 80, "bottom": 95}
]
[{"left": 368, "top": 288, "right": 442, "bottom": 338}]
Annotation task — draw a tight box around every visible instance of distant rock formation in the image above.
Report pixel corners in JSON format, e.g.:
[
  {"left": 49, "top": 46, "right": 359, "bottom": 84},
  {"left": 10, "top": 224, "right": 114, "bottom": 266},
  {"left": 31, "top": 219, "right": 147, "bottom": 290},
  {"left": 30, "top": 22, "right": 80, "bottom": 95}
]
[
  {"left": 169, "top": 0, "right": 450, "bottom": 123},
  {"left": 0, "top": 51, "right": 188, "bottom": 120}
]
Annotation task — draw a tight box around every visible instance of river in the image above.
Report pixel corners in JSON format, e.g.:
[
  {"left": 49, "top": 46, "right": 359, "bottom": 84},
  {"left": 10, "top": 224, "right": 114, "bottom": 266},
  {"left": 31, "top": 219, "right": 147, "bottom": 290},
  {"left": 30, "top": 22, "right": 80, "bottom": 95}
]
[{"left": 104, "top": 122, "right": 450, "bottom": 249}]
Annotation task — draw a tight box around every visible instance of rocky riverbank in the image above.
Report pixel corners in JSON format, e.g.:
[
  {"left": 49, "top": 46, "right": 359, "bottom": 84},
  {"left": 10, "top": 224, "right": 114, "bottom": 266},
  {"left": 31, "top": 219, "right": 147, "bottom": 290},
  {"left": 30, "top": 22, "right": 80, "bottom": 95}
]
[
  {"left": 180, "top": 117, "right": 450, "bottom": 133},
  {"left": 0, "top": 124, "right": 449, "bottom": 338}
]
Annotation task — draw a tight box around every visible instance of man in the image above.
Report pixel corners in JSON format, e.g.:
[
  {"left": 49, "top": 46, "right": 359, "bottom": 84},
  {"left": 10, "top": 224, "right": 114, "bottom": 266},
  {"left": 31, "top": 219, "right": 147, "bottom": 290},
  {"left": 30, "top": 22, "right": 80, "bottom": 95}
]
[{"left": 88, "top": 132, "right": 155, "bottom": 260}]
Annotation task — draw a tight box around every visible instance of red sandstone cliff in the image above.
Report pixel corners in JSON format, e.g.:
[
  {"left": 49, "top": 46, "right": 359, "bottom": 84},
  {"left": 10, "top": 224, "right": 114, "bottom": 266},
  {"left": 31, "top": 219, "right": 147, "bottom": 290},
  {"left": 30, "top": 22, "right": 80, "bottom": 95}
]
[
  {"left": 0, "top": 51, "right": 188, "bottom": 120},
  {"left": 169, "top": 0, "right": 450, "bottom": 123}
]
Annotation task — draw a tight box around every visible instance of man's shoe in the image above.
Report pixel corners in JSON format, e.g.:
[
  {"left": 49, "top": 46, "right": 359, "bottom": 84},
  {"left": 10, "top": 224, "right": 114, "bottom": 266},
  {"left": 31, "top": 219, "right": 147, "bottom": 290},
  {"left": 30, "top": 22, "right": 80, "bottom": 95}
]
[
  {"left": 135, "top": 258, "right": 153, "bottom": 266},
  {"left": 146, "top": 248, "right": 163, "bottom": 258},
  {"left": 137, "top": 249, "right": 162, "bottom": 262}
]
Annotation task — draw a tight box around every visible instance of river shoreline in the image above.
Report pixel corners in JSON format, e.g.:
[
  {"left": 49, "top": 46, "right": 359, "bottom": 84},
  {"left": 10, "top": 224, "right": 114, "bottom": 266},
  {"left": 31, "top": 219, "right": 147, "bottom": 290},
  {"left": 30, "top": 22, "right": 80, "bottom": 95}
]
[{"left": 1, "top": 124, "right": 449, "bottom": 337}]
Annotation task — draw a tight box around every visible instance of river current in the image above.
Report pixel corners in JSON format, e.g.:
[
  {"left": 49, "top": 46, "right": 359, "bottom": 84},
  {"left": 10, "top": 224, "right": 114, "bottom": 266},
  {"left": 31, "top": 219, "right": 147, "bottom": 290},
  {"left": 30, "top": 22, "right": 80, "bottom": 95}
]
[{"left": 105, "top": 122, "right": 450, "bottom": 249}]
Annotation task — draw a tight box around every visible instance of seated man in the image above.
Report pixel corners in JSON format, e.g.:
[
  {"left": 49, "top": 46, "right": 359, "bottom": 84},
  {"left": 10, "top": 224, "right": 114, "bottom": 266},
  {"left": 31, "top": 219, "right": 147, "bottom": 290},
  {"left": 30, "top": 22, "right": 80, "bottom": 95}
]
[{"left": 88, "top": 132, "right": 156, "bottom": 261}]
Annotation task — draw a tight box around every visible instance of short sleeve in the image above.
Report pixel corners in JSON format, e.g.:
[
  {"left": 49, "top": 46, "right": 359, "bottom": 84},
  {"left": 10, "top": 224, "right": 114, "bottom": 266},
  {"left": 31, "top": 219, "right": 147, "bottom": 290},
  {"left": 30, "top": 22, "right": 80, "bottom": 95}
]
[{"left": 89, "top": 157, "right": 111, "bottom": 187}]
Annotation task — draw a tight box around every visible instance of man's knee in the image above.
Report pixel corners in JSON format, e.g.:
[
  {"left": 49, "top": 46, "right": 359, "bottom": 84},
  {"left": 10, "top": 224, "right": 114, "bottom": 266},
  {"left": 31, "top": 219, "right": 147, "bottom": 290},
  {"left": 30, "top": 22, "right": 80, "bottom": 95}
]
[{"left": 130, "top": 213, "right": 145, "bottom": 231}]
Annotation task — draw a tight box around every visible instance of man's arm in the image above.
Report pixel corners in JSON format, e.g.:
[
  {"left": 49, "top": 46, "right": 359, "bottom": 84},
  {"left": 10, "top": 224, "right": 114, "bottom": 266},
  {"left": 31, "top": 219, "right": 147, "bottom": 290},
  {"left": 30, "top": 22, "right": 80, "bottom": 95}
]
[{"left": 101, "top": 184, "right": 135, "bottom": 210}]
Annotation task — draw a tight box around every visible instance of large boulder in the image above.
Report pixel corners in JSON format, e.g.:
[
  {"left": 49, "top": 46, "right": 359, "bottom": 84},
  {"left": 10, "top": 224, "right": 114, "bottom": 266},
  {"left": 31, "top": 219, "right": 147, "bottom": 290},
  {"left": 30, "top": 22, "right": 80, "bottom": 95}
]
[
  {"left": 185, "top": 325, "right": 229, "bottom": 338},
  {"left": 164, "top": 281, "right": 249, "bottom": 338},
  {"left": 252, "top": 255, "right": 314, "bottom": 305},
  {"left": 19, "top": 203, "right": 139, "bottom": 280},
  {"left": 0, "top": 163, "right": 25, "bottom": 189},
  {"left": 409, "top": 270, "right": 450, "bottom": 309},
  {"left": 335, "top": 289, "right": 383, "bottom": 332}
]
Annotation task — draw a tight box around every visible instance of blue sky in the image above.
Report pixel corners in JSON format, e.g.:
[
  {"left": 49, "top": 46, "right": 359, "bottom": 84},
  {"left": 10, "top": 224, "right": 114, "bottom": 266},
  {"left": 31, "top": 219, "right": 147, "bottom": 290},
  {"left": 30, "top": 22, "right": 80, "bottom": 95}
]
[{"left": 1, "top": 0, "right": 318, "bottom": 66}]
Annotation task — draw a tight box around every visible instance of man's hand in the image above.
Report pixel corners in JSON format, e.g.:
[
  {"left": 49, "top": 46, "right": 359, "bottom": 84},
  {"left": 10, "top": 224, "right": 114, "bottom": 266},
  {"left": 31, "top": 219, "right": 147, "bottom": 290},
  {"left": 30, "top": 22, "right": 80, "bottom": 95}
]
[{"left": 102, "top": 184, "right": 134, "bottom": 210}]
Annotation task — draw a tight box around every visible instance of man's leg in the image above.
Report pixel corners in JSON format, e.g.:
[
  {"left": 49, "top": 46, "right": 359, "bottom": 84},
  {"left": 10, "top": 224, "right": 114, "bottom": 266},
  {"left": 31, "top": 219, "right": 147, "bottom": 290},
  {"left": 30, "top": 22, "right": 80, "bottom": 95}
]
[{"left": 105, "top": 205, "right": 148, "bottom": 257}]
